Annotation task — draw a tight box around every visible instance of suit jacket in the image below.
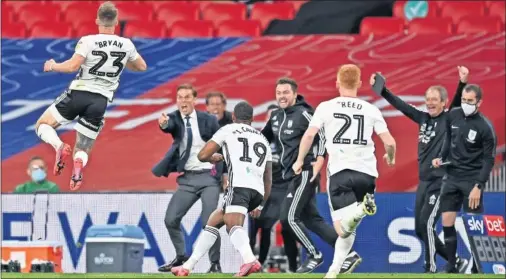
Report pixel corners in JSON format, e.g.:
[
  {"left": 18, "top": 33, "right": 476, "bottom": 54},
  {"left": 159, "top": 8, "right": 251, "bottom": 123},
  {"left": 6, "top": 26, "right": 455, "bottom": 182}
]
[{"left": 152, "top": 110, "right": 221, "bottom": 177}]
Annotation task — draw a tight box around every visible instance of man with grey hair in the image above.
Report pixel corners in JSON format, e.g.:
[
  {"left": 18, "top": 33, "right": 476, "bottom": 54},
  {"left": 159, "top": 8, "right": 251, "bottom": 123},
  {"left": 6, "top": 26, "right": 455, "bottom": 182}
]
[
  {"left": 370, "top": 66, "right": 468, "bottom": 273},
  {"left": 37, "top": 1, "right": 147, "bottom": 190}
]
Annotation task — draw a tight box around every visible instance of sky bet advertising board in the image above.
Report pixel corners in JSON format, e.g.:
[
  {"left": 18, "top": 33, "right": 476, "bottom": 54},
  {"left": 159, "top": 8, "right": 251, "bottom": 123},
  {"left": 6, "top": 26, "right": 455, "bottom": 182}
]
[
  {"left": 2, "top": 192, "right": 504, "bottom": 273},
  {"left": 463, "top": 214, "right": 506, "bottom": 274}
]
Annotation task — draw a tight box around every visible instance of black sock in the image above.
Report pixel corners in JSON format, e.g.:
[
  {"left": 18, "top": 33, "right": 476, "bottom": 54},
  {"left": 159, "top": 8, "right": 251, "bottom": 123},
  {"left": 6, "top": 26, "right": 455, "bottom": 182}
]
[
  {"left": 258, "top": 227, "right": 272, "bottom": 264},
  {"left": 443, "top": 226, "right": 457, "bottom": 267}
]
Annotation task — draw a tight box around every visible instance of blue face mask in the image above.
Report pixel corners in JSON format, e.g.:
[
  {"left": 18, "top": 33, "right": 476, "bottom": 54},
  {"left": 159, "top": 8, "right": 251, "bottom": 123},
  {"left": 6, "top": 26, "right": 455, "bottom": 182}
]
[{"left": 31, "top": 169, "right": 47, "bottom": 183}]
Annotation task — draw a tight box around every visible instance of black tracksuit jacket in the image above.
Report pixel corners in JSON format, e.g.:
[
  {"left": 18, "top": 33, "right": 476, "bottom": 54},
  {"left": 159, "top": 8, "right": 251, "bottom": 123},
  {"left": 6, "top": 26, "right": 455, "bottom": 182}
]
[
  {"left": 439, "top": 106, "right": 497, "bottom": 187},
  {"left": 381, "top": 81, "right": 466, "bottom": 182},
  {"left": 261, "top": 95, "right": 325, "bottom": 180}
]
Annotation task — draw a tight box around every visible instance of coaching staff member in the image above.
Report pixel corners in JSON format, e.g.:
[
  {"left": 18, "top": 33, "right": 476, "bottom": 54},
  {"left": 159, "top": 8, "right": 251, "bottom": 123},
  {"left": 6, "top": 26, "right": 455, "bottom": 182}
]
[
  {"left": 261, "top": 77, "right": 358, "bottom": 273},
  {"left": 249, "top": 104, "right": 299, "bottom": 272},
  {"left": 432, "top": 84, "right": 497, "bottom": 273},
  {"left": 153, "top": 84, "right": 224, "bottom": 273},
  {"left": 205, "top": 91, "right": 233, "bottom": 127},
  {"left": 372, "top": 66, "right": 468, "bottom": 273}
]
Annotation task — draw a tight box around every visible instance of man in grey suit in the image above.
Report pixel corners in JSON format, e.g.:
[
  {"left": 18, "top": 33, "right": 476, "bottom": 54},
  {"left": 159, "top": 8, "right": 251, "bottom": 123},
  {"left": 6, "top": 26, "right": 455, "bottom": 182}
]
[{"left": 153, "top": 84, "right": 223, "bottom": 273}]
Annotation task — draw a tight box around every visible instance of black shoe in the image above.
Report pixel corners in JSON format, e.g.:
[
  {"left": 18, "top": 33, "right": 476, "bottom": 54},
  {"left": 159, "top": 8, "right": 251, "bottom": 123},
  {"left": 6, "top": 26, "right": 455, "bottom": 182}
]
[
  {"left": 456, "top": 256, "right": 468, "bottom": 273},
  {"left": 158, "top": 256, "right": 188, "bottom": 272},
  {"left": 296, "top": 254, "right": 323, "bottom": 273},
  {"left": 339, "top": 251, "right": 362, "bottom": 274},
  {"left": 440, "top": 263, "right": 458, "bottom": 273},
  {"left": 207, "top": 262, "right": 222, "bottom": 273}
]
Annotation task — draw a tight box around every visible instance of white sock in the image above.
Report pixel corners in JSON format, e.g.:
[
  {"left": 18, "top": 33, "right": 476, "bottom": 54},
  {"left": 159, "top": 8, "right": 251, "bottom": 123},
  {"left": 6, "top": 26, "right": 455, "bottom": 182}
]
[
  {"left": 229, "top": 226, "right": 256, "bottom": 264},
  {"left": 36, "top": 124, "right": 63, "bottom": 151},
  {"left": 328, "top": 232, "right": 356, "bottom": 273},
  {"left": 182, "top": 226, "right": 218, "bottom": 270},
  {"left": 341, "top": 203, "right": 366, "bottom": 234},
  {"left": 352, "top": 202, "right": 367, "bottom": 219},
  {"left": 74, "top": 150, "right": 89, "bottom": 167}
]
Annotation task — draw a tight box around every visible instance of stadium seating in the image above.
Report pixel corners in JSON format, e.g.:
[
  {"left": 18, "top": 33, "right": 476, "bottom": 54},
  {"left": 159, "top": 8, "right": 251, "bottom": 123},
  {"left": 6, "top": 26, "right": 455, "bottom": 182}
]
[
  {"left": 216, "top": 20, "right": 262, "bottom": 37},
  {"left": 63, "top": 5, "right": 99, "bottom": 29},
  {"left": 488, "top": 1, "right": 505, "bottom": 24},
  {"left": 2, "top": 22, "right": 27, "bottom": 38},
  {"left": 74, "top": 21, "right": 121, "bottom": 37},
  {"left": 3, "top": 0, "right": 35, "bottom": 12},
  {"left": 439, "top": 1, "right": 486, "bottom": 24},
  {"left": 114, "top": 2, "right": 155, "bottom": 21},
  {"left": 2, "top": 6, "right": 16, "bottom": 24},
  {"left": 156, "top": 2, "right": 200, "bottom": 29},
  {"left": 16, "top": 2, "right": 62, "bottom": 29},
  {"left": 169, "top": 20, "right": 215, "bottom": 38},
  {"left": 202, "top": 3, "right": 247, "bottom": 23},
  {"left": 360, "top": 17, "right": 405, "bottom": 35},
  {"left": 407, "top": 17, "right": 453, "bottom": 35},
  {"left": 30, "top": 21, "right": 73, "bottom": 38},
  {"left": 124, "top": 21, "right": 168, "bottom": 38},
  {"left": 3, "top": 0, "right": 505, "bottom": 39},
  {"left": 456, "top": 16, "right": 503, "bottom": 34},
  {"left": 52, "top": 0, "right": 95, "bottom": 11},
  {"left": 250, "top": 2, "right": 295, "bottom": 29}
]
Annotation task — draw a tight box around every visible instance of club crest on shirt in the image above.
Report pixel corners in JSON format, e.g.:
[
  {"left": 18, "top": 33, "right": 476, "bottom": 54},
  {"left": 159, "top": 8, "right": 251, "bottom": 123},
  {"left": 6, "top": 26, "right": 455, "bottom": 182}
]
[
  {"left": 467, "top": 129, "right": 477, "bottom": 143},
  {"left": 287, "top": 120, "right": 293, "bottom": 128},
  {"left": 419, "top": 123, "right": 435, "bottom": 144},
  {"left": 429, "top": 195, "right": 436, "bottom": 205}
]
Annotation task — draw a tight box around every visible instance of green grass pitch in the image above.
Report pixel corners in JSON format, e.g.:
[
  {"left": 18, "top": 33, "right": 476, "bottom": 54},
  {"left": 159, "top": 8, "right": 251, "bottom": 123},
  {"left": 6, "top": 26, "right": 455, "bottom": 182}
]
[{"left": 1, "top": 273, "right": 504, "bottom": 278}]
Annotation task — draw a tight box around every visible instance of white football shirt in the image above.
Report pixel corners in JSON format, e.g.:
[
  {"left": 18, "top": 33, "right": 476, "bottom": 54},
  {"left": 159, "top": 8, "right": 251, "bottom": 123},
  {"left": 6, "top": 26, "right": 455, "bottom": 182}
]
[
  {"left": 211, "top": 123, "right": 272, "bottom": 195},
  {"left": 310, "top": 97, "right": 389, "bottom": 178},
  {"left": 69, "top": 34, "right": 139, "bottom": 101}
]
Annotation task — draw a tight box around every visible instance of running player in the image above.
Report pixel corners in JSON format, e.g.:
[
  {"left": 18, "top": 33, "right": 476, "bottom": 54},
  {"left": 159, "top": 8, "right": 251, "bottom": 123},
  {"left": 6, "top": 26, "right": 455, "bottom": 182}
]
[
  {"left": 36, "top": 2, "right": 147, "bottom": 190},
  {"left": 293, "top": 64, "right": 396, "bottom": 278},
  {"left": 171, "top": 102, "right": 272, "bottom": 277}
]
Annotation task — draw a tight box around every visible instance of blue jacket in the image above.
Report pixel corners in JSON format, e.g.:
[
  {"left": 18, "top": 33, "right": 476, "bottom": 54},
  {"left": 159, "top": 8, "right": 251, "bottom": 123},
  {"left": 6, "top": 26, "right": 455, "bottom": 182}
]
[{"left": 152, "top": 110, "right": 221, "bottom": 178}]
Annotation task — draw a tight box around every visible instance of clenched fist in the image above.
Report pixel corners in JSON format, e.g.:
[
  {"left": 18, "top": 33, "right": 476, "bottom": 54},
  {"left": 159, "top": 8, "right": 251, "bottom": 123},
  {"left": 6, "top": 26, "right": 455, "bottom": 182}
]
[
  {"left": 458, "top": 66, "right": 469, "bottom": 83},
  {"left": 44, "top": 59, "right": 56, "bottom": 72}
]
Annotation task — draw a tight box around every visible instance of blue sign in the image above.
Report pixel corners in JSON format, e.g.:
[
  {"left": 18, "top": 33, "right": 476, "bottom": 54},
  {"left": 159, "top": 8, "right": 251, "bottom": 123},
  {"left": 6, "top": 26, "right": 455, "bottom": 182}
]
[
  {"left": 463, "top": 214, "right": 506, "bottom": 274},
  {"left": 2, "top": 193, "right": 504, "bottom": 273}
]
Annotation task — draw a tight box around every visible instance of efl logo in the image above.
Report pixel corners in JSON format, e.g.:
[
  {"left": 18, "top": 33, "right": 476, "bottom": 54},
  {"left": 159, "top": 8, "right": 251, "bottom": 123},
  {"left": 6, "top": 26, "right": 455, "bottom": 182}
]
[
  {"left": 484, "top": 216, "right": 506, "bottom": 237},
  {"left": 493, "top": 264, "right": 506, "bottom": 275},
  {"left": 467, "top": 216, "right": 485, "bottom": 235}
]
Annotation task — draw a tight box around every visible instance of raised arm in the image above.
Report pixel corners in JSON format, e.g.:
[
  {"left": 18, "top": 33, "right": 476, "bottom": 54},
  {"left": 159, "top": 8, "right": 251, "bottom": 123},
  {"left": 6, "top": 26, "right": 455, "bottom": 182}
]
[
  {"left": 370, "top": 74, "right": 428, "bottom": 124},
  {"left": 448, "top": 66, "right": 469, "bottom": 109},
  {"left": 158, "top": 113, "right": 177, "bottom": 134}
]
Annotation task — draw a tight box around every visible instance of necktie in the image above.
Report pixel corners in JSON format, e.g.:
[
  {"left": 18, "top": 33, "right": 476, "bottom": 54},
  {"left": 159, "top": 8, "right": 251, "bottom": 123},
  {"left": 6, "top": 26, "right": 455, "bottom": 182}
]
[{"left": 178, "top": 116, "right": 193, "bottom": 172}]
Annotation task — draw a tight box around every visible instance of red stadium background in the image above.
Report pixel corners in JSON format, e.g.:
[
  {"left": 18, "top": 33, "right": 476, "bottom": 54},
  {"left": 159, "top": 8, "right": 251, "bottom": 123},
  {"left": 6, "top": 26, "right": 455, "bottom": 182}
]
[{"left": 2, "top": 34, "right": 505, "bottom": 193}]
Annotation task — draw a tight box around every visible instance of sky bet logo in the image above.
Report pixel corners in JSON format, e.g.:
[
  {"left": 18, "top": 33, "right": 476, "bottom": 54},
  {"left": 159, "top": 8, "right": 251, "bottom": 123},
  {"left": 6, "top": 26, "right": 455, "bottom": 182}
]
[{"left": 467, "top": 215, "right": 505, "bottom": 237}]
